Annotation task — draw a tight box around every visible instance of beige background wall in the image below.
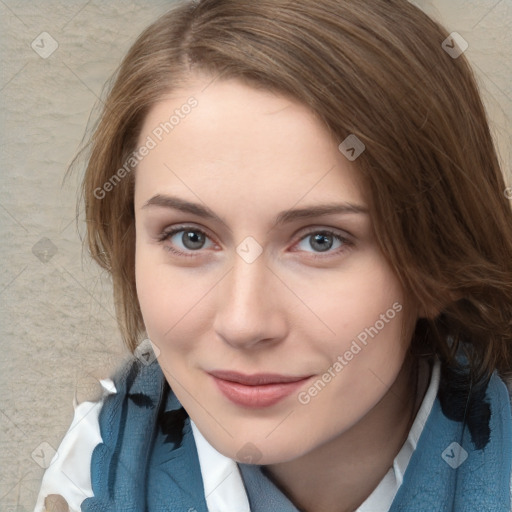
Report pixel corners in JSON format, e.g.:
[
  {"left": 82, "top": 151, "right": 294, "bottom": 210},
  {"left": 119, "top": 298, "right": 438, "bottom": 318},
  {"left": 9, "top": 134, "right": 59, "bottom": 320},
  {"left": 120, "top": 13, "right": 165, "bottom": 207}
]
[{"left": 1, "top": 1, "right": 511, "bottom": 511}]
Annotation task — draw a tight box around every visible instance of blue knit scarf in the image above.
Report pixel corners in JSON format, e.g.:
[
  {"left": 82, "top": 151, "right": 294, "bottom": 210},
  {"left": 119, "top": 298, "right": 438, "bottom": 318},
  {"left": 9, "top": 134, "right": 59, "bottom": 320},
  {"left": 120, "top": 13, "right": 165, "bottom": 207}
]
[{"left": 81, "top": 357, "right": 511, "bottom": 512}]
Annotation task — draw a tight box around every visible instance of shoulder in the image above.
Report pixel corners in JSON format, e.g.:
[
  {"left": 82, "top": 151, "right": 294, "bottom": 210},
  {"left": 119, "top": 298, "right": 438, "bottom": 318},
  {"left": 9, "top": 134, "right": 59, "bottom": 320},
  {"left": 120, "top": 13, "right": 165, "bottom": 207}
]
[{"left": 33, "top": 379, "right": 115, "bottom": 512}]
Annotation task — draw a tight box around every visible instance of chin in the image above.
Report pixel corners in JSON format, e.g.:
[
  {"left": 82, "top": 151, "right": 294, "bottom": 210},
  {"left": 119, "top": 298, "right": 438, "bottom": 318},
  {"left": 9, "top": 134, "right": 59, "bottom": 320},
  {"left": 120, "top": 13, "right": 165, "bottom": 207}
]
[{"left": 199, "top": 424, "right": 311, "bottom": 465}]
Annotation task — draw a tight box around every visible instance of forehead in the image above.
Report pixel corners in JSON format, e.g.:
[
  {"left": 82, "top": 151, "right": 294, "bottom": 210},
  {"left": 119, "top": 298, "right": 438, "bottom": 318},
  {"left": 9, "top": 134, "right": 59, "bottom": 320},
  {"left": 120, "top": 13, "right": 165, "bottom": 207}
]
[{"left": 134, "top": 77, "right": 366, "bottom": 212}]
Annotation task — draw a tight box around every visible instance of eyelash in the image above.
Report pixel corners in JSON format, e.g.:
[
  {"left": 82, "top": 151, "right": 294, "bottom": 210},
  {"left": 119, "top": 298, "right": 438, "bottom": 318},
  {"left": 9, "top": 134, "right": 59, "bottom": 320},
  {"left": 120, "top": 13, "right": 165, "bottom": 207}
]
[{"left": 157, "top": 225, "right": 353, "bottom": 260}]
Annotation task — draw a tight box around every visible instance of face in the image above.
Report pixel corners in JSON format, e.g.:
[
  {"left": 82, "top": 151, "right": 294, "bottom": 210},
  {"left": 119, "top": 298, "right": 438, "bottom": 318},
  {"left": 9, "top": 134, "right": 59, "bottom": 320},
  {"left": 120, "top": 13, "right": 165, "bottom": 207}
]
[{"left": 133, "top": 73, "right": 418, "bottom": 464}]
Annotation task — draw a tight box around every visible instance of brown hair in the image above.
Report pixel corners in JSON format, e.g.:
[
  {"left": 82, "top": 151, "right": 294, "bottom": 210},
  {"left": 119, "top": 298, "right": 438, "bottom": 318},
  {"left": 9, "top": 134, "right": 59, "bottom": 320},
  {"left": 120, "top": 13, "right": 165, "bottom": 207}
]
[{"left": 76, "top": 0, "right": 512, "bottom": 384}]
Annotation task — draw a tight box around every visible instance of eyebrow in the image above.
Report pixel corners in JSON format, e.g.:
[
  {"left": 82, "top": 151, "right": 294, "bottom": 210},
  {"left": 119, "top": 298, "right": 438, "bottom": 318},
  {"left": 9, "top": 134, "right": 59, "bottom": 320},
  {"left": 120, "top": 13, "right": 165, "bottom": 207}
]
[{"left": 141, "top": 194, "right": 368, "bottom": 229}]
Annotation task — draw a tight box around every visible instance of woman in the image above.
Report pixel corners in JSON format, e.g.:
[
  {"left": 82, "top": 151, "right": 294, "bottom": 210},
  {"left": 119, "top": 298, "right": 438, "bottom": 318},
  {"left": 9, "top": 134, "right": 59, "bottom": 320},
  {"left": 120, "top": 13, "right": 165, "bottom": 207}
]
[{"left": 35, "top": 0, "right": 512, "bottom": 510}]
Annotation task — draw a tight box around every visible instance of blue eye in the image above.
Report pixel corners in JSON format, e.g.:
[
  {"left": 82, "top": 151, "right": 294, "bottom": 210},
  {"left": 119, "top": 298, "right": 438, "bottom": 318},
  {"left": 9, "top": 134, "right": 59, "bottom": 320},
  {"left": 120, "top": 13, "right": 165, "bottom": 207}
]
[
  {"left": 158, "top": 226, "right": 214, "bottom": 258},
  {"left": 158, "top": 226, "right": 353, "bottom": 259},
  {"left": 293, "top": 230, "right": 352, "bottom": 259}
]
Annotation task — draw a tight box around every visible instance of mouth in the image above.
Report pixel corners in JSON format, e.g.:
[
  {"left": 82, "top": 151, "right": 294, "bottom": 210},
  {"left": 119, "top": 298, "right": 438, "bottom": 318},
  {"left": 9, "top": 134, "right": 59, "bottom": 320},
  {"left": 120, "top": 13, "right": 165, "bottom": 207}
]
[{"left": 208, "top": 370, "right": 313, "bottom": 408}]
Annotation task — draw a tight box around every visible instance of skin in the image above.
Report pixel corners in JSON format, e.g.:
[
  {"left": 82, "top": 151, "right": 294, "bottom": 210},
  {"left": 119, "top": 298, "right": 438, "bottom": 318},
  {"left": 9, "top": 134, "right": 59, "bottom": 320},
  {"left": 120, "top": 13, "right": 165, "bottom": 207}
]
[{"left": 133, "top": 73, "right": 425, "bottom": 512}]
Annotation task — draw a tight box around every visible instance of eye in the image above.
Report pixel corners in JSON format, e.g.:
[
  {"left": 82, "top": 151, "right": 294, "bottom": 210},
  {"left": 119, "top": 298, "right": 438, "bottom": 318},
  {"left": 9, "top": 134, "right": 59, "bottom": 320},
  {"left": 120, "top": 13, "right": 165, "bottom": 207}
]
[
  {"left": 158, "top": 225, "right": 215, "bottom": 258},
  {"left": 157, "top": 225, "right": 353, "bottom": 260},
  {"left": 292, "top": 229, "right": 353, "bottom": 259}
]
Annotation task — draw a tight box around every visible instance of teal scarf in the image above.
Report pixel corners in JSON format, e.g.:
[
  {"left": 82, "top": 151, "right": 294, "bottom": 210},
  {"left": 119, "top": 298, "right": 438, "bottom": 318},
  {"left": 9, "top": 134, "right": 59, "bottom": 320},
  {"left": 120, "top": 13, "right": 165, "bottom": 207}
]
[{"left": 81, "top": 357, "right": 511, "bottom": 512}]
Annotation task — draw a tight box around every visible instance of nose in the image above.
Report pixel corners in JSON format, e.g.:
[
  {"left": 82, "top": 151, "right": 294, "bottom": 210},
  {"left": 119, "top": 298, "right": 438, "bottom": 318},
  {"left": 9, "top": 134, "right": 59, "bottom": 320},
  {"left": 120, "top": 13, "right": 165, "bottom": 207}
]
[{"left": 213, "top": 252, "right": 288, "bottom": 350}]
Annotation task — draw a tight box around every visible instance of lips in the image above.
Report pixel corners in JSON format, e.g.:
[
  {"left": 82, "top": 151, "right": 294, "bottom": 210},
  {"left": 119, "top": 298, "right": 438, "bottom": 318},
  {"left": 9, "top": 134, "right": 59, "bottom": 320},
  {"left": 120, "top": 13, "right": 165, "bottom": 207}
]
[{"left": 208, "top": 370, "right": 313, "bottom": 408}]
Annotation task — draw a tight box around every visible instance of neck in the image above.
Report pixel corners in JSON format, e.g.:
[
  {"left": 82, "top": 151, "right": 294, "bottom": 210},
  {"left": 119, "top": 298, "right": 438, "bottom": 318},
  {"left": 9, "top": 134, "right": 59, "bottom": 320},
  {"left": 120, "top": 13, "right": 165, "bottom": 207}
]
[{"left": 264, "top": 354, "right": 429, "bottom": 512}]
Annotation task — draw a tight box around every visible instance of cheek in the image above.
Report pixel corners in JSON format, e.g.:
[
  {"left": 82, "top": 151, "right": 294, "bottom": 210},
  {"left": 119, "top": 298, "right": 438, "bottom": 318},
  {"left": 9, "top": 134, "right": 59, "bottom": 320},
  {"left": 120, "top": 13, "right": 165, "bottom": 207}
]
[
  {"left": 135, "top": 245, "right": 174, "bottom": 342},
  {"left": 134, "top": 245, "right": 214, "bottom": 351},
  {"left": 301, "top": 259, "right": 411, "bottom": 403},
  {"left": 289, "top": 305, "right": 411, "bottom": 454},
  {"left": 301, "top": 254, "right": 407, "bottom": 350}
]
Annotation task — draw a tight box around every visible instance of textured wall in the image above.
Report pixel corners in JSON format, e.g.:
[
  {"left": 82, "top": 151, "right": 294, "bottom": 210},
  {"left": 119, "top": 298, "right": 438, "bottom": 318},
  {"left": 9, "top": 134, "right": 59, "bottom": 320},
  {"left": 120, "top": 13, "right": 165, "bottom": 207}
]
[{"left": 1, "top": 1, "right": 511, "bottom": 511}]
